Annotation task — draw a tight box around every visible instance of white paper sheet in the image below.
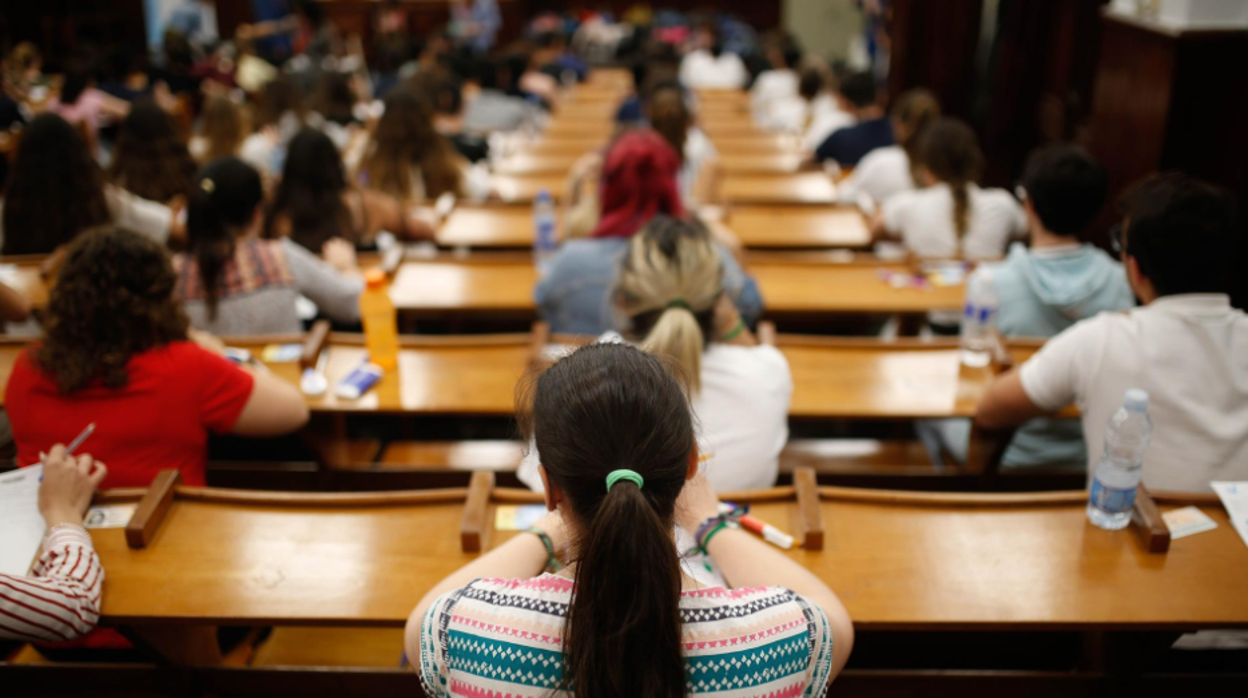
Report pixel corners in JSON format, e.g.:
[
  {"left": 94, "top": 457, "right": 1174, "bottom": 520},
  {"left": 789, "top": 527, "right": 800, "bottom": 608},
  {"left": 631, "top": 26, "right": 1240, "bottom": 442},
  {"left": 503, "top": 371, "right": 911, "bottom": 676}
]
[
  {"left": 0, "top": 466, "right": 46, "bottom": 575},
  {"left": 1211, "top": 482, "right": 1248, "bottom": 550}
]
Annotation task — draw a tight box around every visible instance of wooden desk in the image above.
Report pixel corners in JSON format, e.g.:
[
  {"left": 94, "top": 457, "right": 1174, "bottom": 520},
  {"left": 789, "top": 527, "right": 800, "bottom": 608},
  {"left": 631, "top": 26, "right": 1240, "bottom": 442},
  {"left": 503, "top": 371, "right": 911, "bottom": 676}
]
[
  {"left": 777, "top": 337, "right": 1036, "bottom": 420},
  {"left": 491, "top": 173, "right": 566, "bottom": 203},
  {"left": 730, "top": 206, "right": 870, "bottom": 248},
  {"left": 91, "top": 485, "right": 1248, "bottom": 632},
  {"left": 721, "top": 172, "right": 837, "bottom": 205},
  {"left": 523, "top": 133, "right": 795, "bottom": 157},
  {"left": 496, "top": 151, "right": 803, "bottom": 176},
  {"left": 437, "top": 206, "right": 537, "bottom": 248},
  {"left": 386, "top": 254, "right": 964, "bottom": 318}
]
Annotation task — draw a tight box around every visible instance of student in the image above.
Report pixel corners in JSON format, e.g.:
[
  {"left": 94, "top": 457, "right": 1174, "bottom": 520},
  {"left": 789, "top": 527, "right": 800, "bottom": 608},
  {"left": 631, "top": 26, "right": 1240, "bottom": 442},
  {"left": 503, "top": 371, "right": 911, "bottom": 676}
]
[
  {"left": 190, "top": 95, "right": 248, "bottom": 164},
  {"left": 617, "top": 216, "right": 791, "bottom": 491},
  {"left": 462, "top": 55, "right": 540, "bottom": 134},
  {"left": 875, "top": 118, "right": 1025, "bottom": 261},
  {"left": 409, "top": 68, "right": 490, "bottom": 163},
  {"left": 535, "top": 130, "right": 760, "bottom": 335},
  {"left": 176, "top": 157, "right": 363, "bottom": 335},
  {"left": 351, "top": 88, "right": 486, "bottom": 203},
  {"left": 406, "top": 343, "right": 852, "bottom": 697},
  {"left": 240, "top": 76, "right": 306, "bottom": 179},
  {"left": 679, "top": 21, "right": 748, "bottom": 90},
  {"left": 0, "top": 445, "right": 107, "bottom": 643},
  {"left": 646, "top": 84, "right": 719, "bottom": 208},
  {"left": 48, "top": 58, "right": 131, "bottom": 147},
  {"left": 813, "top": 71, "right": 893, "bottom": 167},
  {"left": 5, "top": 226, "right": 309, "bottom": 488},
  {"left": 0, "top": 114, "right": 181, "bottom": 255},
  {"left": 797, "top": 61, "right": 854, "bottom": 151},
  {"left": 309, "top": 71, "right": 363, "bottom": 150},
  {"left": 838, "top": 88, "right": 940, "bottom": 206},
  {"left": 976, "top": 173, "right": 1248, "bottom": 492},
  {"left": 264, "top": 128, "right": 434, "bottom": 251},
  {"left": 107, "top": 98, "right": 198, "bottom": 204},
  {"left": 749, "top": 35, "right": 801, "bottom": 123}
]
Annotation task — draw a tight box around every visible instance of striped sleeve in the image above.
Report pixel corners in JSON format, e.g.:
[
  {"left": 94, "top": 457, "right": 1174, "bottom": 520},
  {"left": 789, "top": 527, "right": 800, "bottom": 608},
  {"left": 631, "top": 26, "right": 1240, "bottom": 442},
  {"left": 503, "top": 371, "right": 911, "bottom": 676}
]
[
  {"left": 418, "top": 590, "right": 460, "bottom": 698},
  {"left": 796, "top": 596, "right": 835, "bottom": 697},
  {"left": 0, "top": 525, "right": 103, "bottom": 643}
]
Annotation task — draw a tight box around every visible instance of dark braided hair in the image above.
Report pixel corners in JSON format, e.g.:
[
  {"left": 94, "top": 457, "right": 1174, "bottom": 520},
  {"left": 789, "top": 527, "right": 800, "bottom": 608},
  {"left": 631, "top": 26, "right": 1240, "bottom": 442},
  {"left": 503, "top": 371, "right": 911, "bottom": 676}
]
[{"left": 34, "top": 226, "right": 189, "bottom": 393}]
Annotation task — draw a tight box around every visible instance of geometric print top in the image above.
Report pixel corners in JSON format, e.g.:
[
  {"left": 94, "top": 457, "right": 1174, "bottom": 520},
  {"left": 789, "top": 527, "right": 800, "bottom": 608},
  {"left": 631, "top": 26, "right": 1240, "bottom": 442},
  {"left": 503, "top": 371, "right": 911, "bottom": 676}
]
[{"left": 419, "top": 574, "right": 834, "bottom": 698}]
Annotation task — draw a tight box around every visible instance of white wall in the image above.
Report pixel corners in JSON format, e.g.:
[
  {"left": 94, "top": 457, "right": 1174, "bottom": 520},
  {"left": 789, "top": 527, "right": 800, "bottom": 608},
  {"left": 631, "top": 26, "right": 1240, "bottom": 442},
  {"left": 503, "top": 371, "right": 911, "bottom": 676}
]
[
  {"left": 1109, "top": 0, "right": 1248, "bottom": 28},
  {"left": 782, "top": 0, "right": 862, "bottom": 63}
]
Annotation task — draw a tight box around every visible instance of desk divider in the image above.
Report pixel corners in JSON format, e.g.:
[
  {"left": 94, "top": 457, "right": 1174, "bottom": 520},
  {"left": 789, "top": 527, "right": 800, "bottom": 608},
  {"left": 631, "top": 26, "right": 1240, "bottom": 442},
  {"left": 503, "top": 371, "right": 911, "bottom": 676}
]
[
  {"left": 1131, "top": 486, "right": 1171, "bottom": 553},
  {"left": 461, "top": 471, "right": 496, "bottom": 553},
  {"left": 793, "top": 467, "right": 825, "bottom": 550},
  {"left": 125, "top": 470, "right": 181, "bottom": 549},
  {"left": 299, "top": 320, "right": 331, "bottom": 371}
]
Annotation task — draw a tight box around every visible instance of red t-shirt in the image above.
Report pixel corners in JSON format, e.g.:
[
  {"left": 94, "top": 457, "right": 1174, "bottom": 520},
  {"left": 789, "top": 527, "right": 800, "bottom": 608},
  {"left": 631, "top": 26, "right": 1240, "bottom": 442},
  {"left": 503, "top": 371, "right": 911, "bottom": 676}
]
[{"left": 6, "top": 341, "right": 256, "bottom": 489}]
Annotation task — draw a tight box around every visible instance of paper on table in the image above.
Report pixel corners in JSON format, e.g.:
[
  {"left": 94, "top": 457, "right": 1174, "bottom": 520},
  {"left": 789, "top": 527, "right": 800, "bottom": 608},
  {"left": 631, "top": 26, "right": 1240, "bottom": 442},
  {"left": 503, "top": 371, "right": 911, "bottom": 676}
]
[
  {"left": 1211, "top": 482, "right": 1248, "bottom": 550},
  {"left": 0, "top": 465, "right": 46, "bottom": 575}
]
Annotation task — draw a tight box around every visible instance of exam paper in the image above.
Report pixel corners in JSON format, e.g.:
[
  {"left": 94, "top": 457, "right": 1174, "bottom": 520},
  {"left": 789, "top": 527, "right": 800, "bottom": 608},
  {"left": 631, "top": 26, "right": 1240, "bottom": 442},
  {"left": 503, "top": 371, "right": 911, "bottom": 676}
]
[
  {"left": 1211, "top": 482, "right": 1248, "bottom": 550},
  {"left": 0, "top": 466, "right": 46, "bottom": 575}
]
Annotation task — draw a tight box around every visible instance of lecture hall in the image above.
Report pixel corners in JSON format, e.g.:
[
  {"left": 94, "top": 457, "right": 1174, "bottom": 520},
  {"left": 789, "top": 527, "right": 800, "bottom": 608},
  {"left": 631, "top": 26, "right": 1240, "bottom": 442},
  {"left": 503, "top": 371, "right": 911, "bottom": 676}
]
[{"left": 1, "top": 0, "right": 1247, "bottom": 696}]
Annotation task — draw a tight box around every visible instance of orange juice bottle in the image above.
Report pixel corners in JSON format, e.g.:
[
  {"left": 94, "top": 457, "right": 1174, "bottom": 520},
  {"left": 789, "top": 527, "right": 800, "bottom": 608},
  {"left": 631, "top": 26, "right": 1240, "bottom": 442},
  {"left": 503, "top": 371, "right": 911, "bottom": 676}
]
[{"left": 359, "top": 268, "right": 399, "bottom": 370}]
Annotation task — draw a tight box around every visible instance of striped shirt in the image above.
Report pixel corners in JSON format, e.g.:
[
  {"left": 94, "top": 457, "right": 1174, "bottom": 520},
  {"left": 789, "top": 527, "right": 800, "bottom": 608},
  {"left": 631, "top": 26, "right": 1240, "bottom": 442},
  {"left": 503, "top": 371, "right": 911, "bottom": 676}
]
[
  {"left": 419, "top": 574, "right": 834, "bottom": 698},
  {"left": 0, "top": 525, "right": 103, "bottom": 642}
]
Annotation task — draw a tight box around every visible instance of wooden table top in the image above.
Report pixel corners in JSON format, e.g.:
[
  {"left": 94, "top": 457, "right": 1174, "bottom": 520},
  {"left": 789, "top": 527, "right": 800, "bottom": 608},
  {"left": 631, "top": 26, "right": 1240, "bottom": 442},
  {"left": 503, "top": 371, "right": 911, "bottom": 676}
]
[
  {"left": 721, "top": 172, "right": 838, "bottom": 205},
  {"left": 90, "top": 486, "right": 1248, "bottom": 630},
  {"left": 436, "top": 205, "right": 871, "bottom": 250},
  {"left": 0, "top": 334, "right": 1019, "bottom": 421},
  {"left": 387, "top": 256, "right": 963, "bottom": 317},
  {"left": 496, "top": 151, "right": 803, "bottom": 177},
  {"left": 522, "top": 133, "right": 795, "bottom": 157}
]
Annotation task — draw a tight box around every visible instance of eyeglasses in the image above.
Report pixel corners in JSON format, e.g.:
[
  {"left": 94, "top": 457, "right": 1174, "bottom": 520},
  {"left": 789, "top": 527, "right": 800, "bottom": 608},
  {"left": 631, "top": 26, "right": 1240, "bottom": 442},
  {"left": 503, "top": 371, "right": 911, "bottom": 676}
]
[{"left": 1109, "top": 222, "right": 1125, "bottom": 256}]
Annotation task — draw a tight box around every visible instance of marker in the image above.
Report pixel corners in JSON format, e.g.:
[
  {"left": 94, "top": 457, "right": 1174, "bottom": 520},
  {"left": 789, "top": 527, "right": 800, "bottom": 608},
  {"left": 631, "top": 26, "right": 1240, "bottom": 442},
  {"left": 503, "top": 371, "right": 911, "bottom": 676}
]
[{"left": 719, "top": 502, "right": 794, "bottom": 549}]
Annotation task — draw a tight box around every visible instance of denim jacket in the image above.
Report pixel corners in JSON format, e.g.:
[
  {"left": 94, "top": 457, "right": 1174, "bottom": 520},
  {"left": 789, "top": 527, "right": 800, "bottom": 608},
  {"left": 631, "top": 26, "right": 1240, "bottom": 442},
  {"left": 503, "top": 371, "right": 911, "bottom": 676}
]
[{"left": 534, "top": 238, "right": 763, "bottom": 335}]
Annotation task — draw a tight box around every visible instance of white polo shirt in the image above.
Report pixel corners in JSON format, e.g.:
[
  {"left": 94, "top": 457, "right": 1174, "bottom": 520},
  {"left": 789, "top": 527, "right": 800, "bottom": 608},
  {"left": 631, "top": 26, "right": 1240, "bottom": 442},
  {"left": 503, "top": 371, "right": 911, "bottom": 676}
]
[
  {"left": 881, "top": 182, "right": 1026, "bottom": 259},
  {"left": 679, "top": 50, "right": 748, "bottom": 90},
  {"left": 1019, "top": 294, "right": 1248, "bottom": 493},
  {"left": 837, "top": 145, "right": 915, "bottom": 205}
]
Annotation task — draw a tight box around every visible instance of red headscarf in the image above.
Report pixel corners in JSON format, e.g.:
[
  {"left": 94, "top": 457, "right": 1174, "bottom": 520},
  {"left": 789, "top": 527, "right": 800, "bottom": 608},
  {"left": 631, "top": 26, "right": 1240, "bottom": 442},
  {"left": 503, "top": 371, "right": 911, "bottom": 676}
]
[{"left": 590, "top": 129, "right": 685, "bottom": 238}]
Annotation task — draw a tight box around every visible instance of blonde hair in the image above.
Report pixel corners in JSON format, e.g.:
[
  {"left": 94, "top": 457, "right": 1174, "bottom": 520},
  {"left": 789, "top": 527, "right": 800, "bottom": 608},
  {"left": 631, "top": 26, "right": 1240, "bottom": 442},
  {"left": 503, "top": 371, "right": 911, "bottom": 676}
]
[{"left": 614, "top": 216, "right": 723, "bottom": 393}]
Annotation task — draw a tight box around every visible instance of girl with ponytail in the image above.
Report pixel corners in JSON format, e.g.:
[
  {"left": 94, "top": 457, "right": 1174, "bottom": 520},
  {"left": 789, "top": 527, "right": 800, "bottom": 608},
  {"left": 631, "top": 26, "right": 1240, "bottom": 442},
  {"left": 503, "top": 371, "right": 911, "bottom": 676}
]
[
  {"left": 612, "top": 216, "right": 791, "bottom": 490},
  {"left": 839, "top": 88, "right": 941, "bottom": 205},
  {"left": 406, "top": 342, "right": 852, "bottom": 698},
  {"left": 646, "top": 84, "right": 720, "bottom": 209},
  {"left": 874, "top": 117, "right": 1026, "bottom": 261},
  {"left": 174, "top": 157, "right": 364, "bottom": 335}
]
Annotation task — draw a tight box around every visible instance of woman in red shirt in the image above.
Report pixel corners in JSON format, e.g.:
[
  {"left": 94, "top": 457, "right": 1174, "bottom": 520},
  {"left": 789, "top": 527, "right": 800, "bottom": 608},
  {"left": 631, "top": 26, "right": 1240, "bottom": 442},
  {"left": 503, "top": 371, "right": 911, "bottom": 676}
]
[{"left": 5, "top": 226, "right": 310, "bottom": 489}]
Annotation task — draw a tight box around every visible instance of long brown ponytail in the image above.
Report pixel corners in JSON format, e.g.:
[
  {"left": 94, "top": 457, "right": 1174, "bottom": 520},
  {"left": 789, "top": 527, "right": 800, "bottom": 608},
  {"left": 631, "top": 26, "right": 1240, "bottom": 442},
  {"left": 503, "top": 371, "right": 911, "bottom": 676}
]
[
  {"left": 891, "top": 89, "right": 941, "bottom": 187},
  {"left": 188, "top": 158, "right": 264, "bottom": 319},
  {"left": 918, "top": 118, "right": 984, "bottom": 240},
  {"left": 521, "top": 343, "right": 693, "bottom": 698},
  {"left": 646, "top": 85, "right": 689, "bottom": 165}
]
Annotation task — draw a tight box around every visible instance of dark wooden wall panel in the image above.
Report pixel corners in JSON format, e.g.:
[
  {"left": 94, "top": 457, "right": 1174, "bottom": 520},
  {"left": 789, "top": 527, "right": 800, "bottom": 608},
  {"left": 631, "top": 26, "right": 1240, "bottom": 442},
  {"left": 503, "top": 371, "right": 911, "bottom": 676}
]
[{"left": 887, "top": 0, "right": 984, "bottom": 122}]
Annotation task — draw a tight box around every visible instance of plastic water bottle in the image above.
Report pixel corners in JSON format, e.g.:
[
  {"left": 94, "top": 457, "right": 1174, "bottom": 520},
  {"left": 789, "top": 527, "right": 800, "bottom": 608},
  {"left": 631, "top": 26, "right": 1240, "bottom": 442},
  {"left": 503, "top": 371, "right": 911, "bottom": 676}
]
[
  {"left": 960, "top": 268, "right": 998, "bottom": 367},
  {"left": 533, "top": 189, "right": 558, "bottom": 275},
  {"left": 1087, "top": 389, "right": 1153, "bottom": 530}
]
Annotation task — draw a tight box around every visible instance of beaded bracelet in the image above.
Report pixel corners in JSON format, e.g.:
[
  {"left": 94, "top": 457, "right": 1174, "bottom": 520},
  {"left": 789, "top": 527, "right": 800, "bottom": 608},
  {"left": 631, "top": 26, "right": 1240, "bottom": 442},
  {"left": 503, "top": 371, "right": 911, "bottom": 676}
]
[{"left": 527, "top": 527, "right": 563, "bottom": 573}]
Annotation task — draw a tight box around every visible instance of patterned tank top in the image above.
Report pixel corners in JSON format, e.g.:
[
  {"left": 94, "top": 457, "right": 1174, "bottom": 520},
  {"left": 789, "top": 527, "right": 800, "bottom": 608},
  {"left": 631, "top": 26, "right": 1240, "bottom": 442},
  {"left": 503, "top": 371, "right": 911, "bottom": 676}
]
[{"left": 419, "top": 574, "right": 834, "bottom": 697}]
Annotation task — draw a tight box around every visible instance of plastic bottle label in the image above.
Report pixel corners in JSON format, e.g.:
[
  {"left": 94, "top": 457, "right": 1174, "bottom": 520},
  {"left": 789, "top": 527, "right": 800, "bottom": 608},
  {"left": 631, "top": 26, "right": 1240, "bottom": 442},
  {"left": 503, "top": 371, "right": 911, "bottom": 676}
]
[{"left": 1090, "top": 479, "right": 1137, "bottom": 514}]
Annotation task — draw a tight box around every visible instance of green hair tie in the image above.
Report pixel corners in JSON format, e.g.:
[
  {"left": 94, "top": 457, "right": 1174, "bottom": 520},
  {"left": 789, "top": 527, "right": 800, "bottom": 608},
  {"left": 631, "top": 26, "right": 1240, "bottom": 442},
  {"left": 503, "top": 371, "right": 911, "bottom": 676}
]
[
  {"left": 605, "top": 469, "right": 644, "bottom": 492},
  {"left": 665, "top": 298, "right": 692, "bottom": 312}
]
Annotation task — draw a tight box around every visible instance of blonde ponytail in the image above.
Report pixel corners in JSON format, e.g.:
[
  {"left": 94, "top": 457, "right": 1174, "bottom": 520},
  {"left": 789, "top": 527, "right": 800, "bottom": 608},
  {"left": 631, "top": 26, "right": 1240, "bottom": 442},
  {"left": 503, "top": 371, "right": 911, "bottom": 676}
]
[
  {"left": 641, "top": 305, "right": 706, "bottom": 393},
  {"left": 615, "top": 216, "right": 724, "bottom": 394}
]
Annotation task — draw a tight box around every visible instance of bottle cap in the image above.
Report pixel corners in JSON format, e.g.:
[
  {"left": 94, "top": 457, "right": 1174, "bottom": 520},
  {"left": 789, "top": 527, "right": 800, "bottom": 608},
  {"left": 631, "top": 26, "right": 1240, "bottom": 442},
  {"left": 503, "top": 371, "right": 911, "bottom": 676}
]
[
  {"left": 536, "top": 188, "right": 552, "bottom": 203},
  {"left": 1123, "top": 388, "right": 1150, "bottom": 413},
  {"left": 364, "top": 268, "right": 387, "bottom": 289}
]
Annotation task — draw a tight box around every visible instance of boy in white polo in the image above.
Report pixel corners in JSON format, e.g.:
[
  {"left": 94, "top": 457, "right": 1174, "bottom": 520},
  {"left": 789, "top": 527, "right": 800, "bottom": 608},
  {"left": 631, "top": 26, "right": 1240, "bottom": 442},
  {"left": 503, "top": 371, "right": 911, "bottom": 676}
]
[{"left": 975, "top": 173, "right": 1248, "bottom": 493}]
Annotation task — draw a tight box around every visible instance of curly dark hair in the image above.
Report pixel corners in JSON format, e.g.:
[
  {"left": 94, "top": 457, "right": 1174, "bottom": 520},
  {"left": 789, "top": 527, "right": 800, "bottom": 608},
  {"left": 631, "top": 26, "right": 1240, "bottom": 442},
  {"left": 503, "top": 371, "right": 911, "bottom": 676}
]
[
  {"left": 35, "top": 226, "right": 189, "bottom": 394},
  {"left": 107, "top": 98, "right": 198, "bottom": 202},
  {"left": 2, "top": 113, "right": 110, "bottom": 255}
]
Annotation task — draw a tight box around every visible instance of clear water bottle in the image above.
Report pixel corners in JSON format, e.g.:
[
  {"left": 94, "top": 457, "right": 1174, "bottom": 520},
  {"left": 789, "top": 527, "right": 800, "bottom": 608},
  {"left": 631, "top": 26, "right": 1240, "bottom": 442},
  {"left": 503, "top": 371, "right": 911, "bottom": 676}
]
[
  {"left": 960, "top": 268, "right": 998, "bottom": 367},
  {"left": 1087, "top": 389, "right": 1153, "bottom": 530},
  {"left": 533, "top": 189, "right": 558, "bottom": 275}
]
